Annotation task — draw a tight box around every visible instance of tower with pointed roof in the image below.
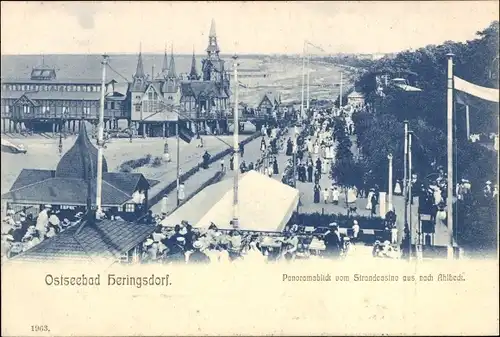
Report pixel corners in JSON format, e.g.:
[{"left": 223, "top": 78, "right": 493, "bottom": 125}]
[
  {"left": 161, "top": 45, "right": 169, "bottom": 77},
  {"left": 132, "top": 46, "right": 146, "bottom": 91},
  {"left": 162, "top": 45, "right": 180, "bottom": 105},
  {"left": 179, "top": 19, "right": 231, "bottom": 120},
  {"left": 201, "top": 19, "right": 227, "bottom": 84},
  {"left": 206, "top": 19, "right": 220, "bottom": 60},
  {"left": 129, "top": 46, "right": 148, "bottom": 124},
  {"left": 189, "top": 49, "right": 199, "bottom": 80}
]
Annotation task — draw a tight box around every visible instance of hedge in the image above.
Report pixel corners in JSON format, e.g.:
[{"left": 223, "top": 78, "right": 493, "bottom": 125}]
[
  {"left": 291, "top": 212, "right": 386, "bottom": 230},
  {"left": 148, "top": 131, "right": 262, "bottom": 207}
]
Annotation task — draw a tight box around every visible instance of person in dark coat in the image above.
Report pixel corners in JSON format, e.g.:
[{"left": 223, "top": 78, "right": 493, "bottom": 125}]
[
  {"left": 315, "top": 157, "right": 322, "bottom": 172},
  {"left": 286, "top": 138, "right": 293, "bottom": 156},
  {"left": 202, "top": 151, "right": 211, "bottom": 169},
  {"left": 313, "top": 183, "right": 321, "bottom": 203},
  {"left": 229, "top": 154, "right": 234, "bottom": 171},
  {"left": 239, "top": 142, "right": 245, "bottom": 157},
  {"left": 240, "top": 160, "right": 247, "bottom": 173},
  {"left": 323, "top": 224, "right": 342, "bottom": 259},
  {"left": 315, "top": 168, "right": 321, "bottom": 182},
  {"left": 371, "top": 192, "right": 378, "bottom": 216},
  {"left": 273, "top": 157, "right": 279, "bottom": 175}
]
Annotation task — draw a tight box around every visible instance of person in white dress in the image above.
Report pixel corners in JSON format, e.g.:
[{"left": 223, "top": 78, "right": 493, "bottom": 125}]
[
  {"left": 331, "top": 186, "right": 340, "bottom": 205},
  {"left": 433, "top": 187, "right": 442, "bottom": 205},
  {"left": 313, "top": 142, "right": 319, "bottom": 155},
  {"left": 366, "top": 189, "right": 375, "bottom": 210},
  {"left": 322, "top": 188, "right": 330, "bottom": 204},
  {"left": 161, "top": 195, "right": 168, "bottom": 215},
  {"left": 178, "top": 184, "right": 185, "bottom": 201},
  {"left": 36, "top": 207, "right": 50, "bottom": 239},
  {"left": 394, "top": 180, "right": 402, "bottom": 195},
  {"left": 352, "top": 220, "right": 360, "bottom": 242}
]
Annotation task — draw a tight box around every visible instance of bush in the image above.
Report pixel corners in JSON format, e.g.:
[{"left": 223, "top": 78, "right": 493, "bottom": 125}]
[
  {"left": 119, "top": 154, "right": 153, "bottom": 171},
  {"left": 151, "top": 156, "right": 163, "bottom": 167},
  {"left": 119, "top": 164, "right": 132, "bottom": 173}
]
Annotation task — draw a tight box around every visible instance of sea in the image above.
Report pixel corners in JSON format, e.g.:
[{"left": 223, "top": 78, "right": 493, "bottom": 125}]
[{"left": 0, "top": 54, "right": 265, "bottom": 81}]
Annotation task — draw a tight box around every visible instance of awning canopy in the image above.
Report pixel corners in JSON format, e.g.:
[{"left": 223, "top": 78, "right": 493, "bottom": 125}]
[{"left": 162, "top": 171, "right": 299, "bottom": 232}]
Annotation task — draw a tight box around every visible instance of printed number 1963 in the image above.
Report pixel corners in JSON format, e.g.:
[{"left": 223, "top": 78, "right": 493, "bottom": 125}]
[{"left": 31, "top": 325, "right": 50, "bottom": 332}]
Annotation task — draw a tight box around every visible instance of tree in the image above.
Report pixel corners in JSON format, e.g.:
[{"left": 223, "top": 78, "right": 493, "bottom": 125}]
[{"left": 332, "top": 118, "right": 363, "bottom": 210}]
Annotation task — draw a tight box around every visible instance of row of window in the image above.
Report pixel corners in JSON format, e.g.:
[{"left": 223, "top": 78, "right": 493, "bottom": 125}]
[
  {"left": 2, "top": 84, "right": 102, "bottom": 93},
  {"left": 5, "top": 105, "right": 91, "bottom": 115}
]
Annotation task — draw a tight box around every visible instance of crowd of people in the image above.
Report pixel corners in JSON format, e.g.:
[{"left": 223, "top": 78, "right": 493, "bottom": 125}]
[
  {"left": 136, "top": 219, "right": 377, "bottom": 264},
  {"left": 1, "top": 205, "right": 81, "bottom": 258}
]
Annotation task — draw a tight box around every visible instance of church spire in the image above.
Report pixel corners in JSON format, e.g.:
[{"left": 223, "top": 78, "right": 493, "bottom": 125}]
[
  {"left": 167, "top": 44, "right": 176, "bottom": 78},
  {"left": 189, "top": 48, "right": 198, "bottom": 80},
  {"left": 162, "top": 43, "right": 169, "bottom": 73},
  {"left": 134, "top": 44, "right": 145, "bottom": 78},
  {"left": 209, "top": 18, "right": 217, "bottom": 38},
  {"left": 206, "top": 19, "right": 220, "bottom": 57}
]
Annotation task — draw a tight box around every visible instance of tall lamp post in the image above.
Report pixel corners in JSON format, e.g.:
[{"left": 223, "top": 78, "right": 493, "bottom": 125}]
[
  {"left": 408, "top": 131, "right": 413, "bottom": 260},
  {"left": 232, "top": 54, "right": 240, "bottom": 228},
  {"left": 446, "top": 53, "right": 455, "bottom": 259},
  {"left": 300, "top": 41, "right": 306, "bottom": 123},
  {"left": 403, "top": 120, "right": 409, "bottom": 231},
  {"left": 95, "top": 54, "right": 108, "bottom": 213},
  {"left": 387, "top": 153, "right": 393, "bottom": 211}
]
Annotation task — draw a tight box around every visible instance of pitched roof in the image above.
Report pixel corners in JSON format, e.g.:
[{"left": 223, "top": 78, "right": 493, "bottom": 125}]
[
  {"left": 348, "top": 90, "right": 364, "bottom": 98},
  {"left": 167, "top": 48, "right": 177, "bottom": 79},
  {"left": 55, "top": 122, "right": 108, "bottom": 180},
  {"left": 11, "top": 219, "right": 156, "bottom": 262},
  {"left": 9, "top": 169, "right": 55, "bottom": 191},
  {"left": 2, "top": 171, "right": 150, "bottom": 206},
  {"left": 1, "top": 177, "right": 131, "bottom": 206},
  {"left": 189, "top": 52, "right": 199, "bottom": 80},
  {"left": 101, "top": 172, "right": 149, "bottom": 196},
  {"left": 258, "top": 91, "right": 280, "bottom": 108},
  {"left": 180, "top": 81, "right": 219, "bottom": 98},
  {"left": 134, "top": 51, "right": 145, "bottom": 79},
  {"left": 162, "top": 48, "right": 169, "bottom": 73}
]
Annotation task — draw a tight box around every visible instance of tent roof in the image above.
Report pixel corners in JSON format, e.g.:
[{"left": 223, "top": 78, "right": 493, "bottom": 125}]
[{"left": 162, "top": 171, "right": 299, "bottom": 232}]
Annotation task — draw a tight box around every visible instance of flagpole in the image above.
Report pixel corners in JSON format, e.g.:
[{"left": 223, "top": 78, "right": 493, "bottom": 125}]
[
  {"left": 232, "top": 55, "right": 240, "bottom": 228},
  {"left": 465, "top": 105, "right": 470, "bottom": 141},
  {"left": 403, "top": 120, "right": 409, "bottom": 235},
  {"left": 339, "top": 71, "right": 343, "bottom": 108},
  {"left": 306, "top": 53, "right": 310, "bottom": 111},
  {"left": 446, "top": 53, "right": 455, "bottom": 259},
  {"left": 96, "top": 54, "right": 108, "bottom": 213},
  {"left": 176, "top": 118, "right": 180, "bottom": 206},
  {"left": 300, "top": 41, "right": 306, "bottom": 122},
  {"left": 408, "top": 132, "right": 413, "bottom": 260}
]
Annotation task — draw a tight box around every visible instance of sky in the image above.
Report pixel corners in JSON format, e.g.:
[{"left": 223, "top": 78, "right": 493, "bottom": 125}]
[{"left": 1, "top": 1, "right": 498, "bottom": 55}]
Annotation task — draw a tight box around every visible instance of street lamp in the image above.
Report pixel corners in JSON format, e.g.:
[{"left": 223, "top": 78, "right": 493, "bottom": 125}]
[{"left": 387, "top": 153, "right": 393, "bottom": 211}]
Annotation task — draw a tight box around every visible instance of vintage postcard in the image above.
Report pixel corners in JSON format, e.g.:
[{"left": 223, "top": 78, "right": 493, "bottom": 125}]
[{"left": 1, "top": 1, "right": 499, "bottom": 336}]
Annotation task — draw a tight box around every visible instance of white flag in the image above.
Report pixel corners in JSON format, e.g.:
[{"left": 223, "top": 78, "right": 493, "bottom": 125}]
[{"left": 454, "top": 76, "right": 499, "bottom": 103}]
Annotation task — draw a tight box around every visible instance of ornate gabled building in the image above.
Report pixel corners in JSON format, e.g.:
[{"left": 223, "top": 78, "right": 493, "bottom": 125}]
[
  {"left": 1, "top": 62, "right": 128, "bottom": 134},
  {"left": 1, "top": 122, "right": 153, "bottom": 220},
  {"left": 128, "top": 46, "right": 181, "bottom": 137},
  {"left": 179, "top": 19, "right": 231, "bottom": 133}
]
